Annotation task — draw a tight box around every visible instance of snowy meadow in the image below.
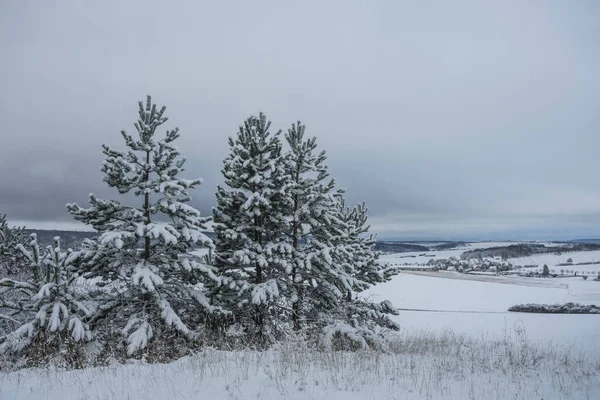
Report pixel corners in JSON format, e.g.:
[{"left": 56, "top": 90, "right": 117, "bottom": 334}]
[{"left": 2, "top": 320, "right": 599, "bottom": 399}]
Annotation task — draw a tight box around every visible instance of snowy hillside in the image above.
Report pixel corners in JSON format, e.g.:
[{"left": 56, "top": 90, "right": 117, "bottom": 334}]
[{"left": 511, "top": 250, "right": 600, "bottom": 273}]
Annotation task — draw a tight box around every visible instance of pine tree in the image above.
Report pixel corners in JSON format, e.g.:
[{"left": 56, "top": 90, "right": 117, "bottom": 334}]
[
  {"left": 282, "top": 122, "right": 337, "bottom": 330},
  {"left": 0, "top": 214, "right": 25, "bottom": 260},
  {"left": 310, "top": 196, "right": 399, "bottom": 349},
  {"left": 212, "top": 114, "right": 398, "bottom": 346},
  {"left": 66, "top": 96, "right": 225, "bottom": 355},
  {"left": 212, "top": 113, "right": 291, "bottom": 338},
  {"left": 0, "top": 234, "right": 91, "bottom": 359},
  {"left": 0, "top": 215, "right": 28, "bottom": 283},
  {"left": 542, "top": 264, "right": 550, "bottom": 277},
  {"left": 343, "top": 202, "right": 398, "bottom": 292}
]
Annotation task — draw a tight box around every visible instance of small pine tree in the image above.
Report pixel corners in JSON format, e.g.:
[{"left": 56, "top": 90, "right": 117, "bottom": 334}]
[
  {"left": 314, "top": 196, "right": 399, "bottom": 349},
  {"left": 542, "top": 264, "right": 550, "bottom": 277},
  {"left": 346, "top": 202, "right": 398, "bottom": 287},
  {"left": 0, "top": 234, "right": 91, "bottom": 361},
  {"left": 67, "top": 96, "right": 226, "bottom": 355},
  {"left": 0, "top": 214, "right": 26, "bottom": 264}
]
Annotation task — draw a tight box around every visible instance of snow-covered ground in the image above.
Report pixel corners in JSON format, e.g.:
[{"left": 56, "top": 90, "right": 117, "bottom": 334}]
[
  {"left": 512, "top": 250, "right": 600, "bottom": 275},
  {"left": 2, "top": 333, "right": 599, "bottom": 400},
  {"left": 381, "top": 249, "right": 464, "bottom": 265},
  {"left": 381, "top": 241, "right": 600, "bottom": 277},
  {"left": 379, "top": 241, "right": 517, "bottom": 266},
  {"left": 2, "top": 242, "right": 600, "bottom": 400},
  {"left": 380, "top": 241, "right": 593, "bottom": 265},
  {"left": 376, "top": 241, "right": 600, "bottom": 350},
  {"left": 366, "top": 271, "right": 600, "bottom": 348}
]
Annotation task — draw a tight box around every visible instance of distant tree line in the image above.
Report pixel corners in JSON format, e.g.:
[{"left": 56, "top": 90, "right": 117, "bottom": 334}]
[{"left": 461, "top": 243, "right": 600, "bottom": 260}]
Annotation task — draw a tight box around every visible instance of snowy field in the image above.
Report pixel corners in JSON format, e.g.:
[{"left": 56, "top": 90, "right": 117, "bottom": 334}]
[
  {"left": 2, "top": 331, "right": 599, "bottom": 400},
  {"left": 376, "top": 241, "right": 600, "bottom": 349},
  {"left": 366, "top": 272, "right": 600, "bottom": 348},
  {"left": 381, "top": 242, "right": 600, "bottom": 277},
  {"left": 378, "top": 241, "right": 516, "bottom": 266},
  {"left": 2, "top": 243, "right": 600, "bottom": 399},
  {"left": 511, "top": 250, "right": 600, "bottom": 275}
]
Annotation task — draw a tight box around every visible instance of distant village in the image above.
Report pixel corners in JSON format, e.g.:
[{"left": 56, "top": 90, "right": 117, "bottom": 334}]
[{"left": 386, "top": 255, "right": 600, "bottom": 279}]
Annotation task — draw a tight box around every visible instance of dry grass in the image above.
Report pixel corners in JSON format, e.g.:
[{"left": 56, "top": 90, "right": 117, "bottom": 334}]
[{"left": 2, "top": 326, "right": 599, "bottom": 400}]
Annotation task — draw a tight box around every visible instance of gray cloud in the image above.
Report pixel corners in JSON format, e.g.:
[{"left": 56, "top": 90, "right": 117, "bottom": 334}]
[{"left": 1, "top": 1, "right": 599, "bottom": 239}]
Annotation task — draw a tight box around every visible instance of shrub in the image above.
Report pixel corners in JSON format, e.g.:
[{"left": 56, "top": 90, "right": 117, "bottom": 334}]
[{"left": 508, "top": 302, "right": 600, "bottom": 314}]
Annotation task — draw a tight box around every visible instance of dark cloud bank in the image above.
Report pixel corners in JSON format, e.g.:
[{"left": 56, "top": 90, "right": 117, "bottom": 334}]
[{"left": 1, "top": 1, "right": 599, "bottom": 240}]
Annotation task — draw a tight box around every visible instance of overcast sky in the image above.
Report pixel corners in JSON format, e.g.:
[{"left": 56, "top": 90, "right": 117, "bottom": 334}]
[{"left": 1, "top": 1, "right": 599, "bottom": 240}]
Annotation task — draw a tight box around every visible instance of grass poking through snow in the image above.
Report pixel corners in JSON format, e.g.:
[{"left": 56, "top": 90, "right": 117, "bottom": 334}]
[{"left": 1, "top": 327, "right": 599, "bottom": 400}]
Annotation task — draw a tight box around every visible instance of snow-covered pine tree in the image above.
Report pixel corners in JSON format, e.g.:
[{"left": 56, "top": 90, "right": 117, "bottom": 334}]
[
  {"left": 343, "top": 201, "right": 398, "bottom": 294},
  {"left": 0, "top": 214, "right": 25, "bottom": 260},
  {"left": 0, "top": 234, "right": 91, "bottom": 362},
  {"left": 66, "top": 96, "right": 225, "bottom": 355},
  {"left": 309, "top": 195, "right": 399, "bottom": 350},
  {"left": 0, "top": 215, "right": 28, "bottom": 284},
  {"left": 212, "top": 113, "right": 292, "bottom": 339},
  {"left": 282, "top": 122, "right": 337, "bottom": 330}
]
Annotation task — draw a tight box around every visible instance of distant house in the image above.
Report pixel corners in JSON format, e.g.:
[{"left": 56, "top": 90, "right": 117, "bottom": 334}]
[{"left": 524, "top": 264, "right": 538, "bottom": 269}]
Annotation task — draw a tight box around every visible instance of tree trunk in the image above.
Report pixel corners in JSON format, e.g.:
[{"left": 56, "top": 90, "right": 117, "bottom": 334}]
[
  {"left": 254, "top": 208, "right": 264, "bottom": 332},
  {"left": 144, "top": 150, "right": 151, "bottom": 261},
  {"left": 254, "top": 215, "right": 263, "bottom": 284},
  {"left": 291, "top": 163, "right": 302, "bottom": 330}
]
